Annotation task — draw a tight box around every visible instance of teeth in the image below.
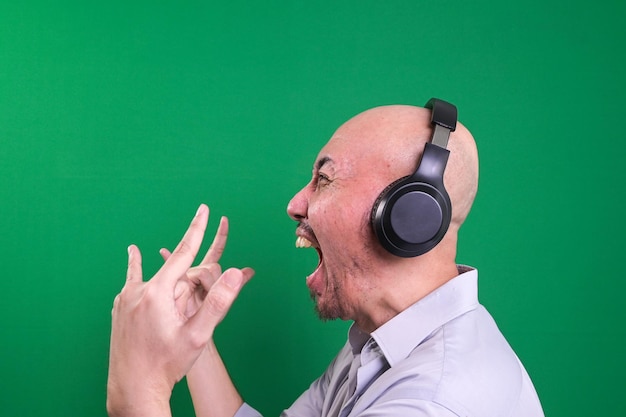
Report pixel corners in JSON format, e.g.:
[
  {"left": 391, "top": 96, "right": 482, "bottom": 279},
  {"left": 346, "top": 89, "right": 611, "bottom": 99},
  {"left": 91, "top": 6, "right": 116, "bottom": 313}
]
[{"left": 296, "top": 236, "right": 313, "bottom": 248}]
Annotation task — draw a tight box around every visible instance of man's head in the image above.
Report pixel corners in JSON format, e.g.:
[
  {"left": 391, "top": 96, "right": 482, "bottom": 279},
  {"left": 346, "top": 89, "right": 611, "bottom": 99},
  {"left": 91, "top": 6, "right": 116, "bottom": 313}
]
[{"left": 287, "top": 104, "right": 479, "bottom": 332}]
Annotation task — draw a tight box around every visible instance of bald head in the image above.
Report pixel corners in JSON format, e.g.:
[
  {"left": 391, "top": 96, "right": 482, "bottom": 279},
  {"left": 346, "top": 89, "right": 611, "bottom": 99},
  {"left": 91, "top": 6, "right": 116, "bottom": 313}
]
[{"left": 327, "top": 104, "right": 479, "bottom": 235}]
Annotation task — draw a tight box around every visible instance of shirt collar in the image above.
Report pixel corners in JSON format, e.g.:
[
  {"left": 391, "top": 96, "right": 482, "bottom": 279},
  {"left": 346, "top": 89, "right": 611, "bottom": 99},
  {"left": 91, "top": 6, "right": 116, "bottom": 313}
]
[
  {"left": 362, "top": 265, "right": 479, "bottom": 367},
  {"left": 348, "top": 323, "right": 371, "bottom": 354}
]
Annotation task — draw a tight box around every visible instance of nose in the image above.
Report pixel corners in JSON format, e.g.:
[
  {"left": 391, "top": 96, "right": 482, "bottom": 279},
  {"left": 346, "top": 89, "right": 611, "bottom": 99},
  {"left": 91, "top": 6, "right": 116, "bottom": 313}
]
[{"left": 287, "top": 185, "right": 310, "bottom": 222}]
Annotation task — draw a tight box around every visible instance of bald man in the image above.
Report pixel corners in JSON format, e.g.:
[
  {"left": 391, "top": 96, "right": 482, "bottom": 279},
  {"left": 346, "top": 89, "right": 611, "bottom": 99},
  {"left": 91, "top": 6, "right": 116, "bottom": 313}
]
[{"left": 107, "top": 100, "right": 544, "bottom": 417}]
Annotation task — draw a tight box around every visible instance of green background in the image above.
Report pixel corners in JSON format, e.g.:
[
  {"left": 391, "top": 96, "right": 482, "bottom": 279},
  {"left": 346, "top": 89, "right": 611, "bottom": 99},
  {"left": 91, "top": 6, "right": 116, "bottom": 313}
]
[{"left": 1, "top": 1, "right": 624, "bottom": 416}]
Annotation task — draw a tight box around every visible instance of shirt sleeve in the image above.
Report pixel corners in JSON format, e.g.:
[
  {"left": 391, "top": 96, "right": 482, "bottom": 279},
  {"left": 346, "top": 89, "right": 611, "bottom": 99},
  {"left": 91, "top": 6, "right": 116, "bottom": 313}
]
[
  {"left": 232, "top": 378, "right": 328, "bottom": 417},
  {"left": 235, "top": 343, "right": 351, "bottom": 417},
  {"left": 280, "top": 375, "right": 328, "bottom": 417},
  {"left": 229, "top": 368, "right": 332, "bottom": 417},
  {"left": 281, "top": 342, "right": 354, "bottom": 417},
  {"left": 234, "top": 403, "right": 263, "bottom": 417}
]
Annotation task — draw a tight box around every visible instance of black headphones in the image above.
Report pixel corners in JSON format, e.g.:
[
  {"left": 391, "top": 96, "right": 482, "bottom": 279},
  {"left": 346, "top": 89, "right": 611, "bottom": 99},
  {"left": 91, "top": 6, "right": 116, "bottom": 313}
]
[{"left": 371, "top": 98, "right": 457, "bottom": 258}]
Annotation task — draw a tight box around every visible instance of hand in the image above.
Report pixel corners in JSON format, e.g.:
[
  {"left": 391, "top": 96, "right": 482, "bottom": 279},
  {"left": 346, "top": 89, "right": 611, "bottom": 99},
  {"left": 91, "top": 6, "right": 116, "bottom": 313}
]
[
  {"left": 106, "top": 205, "right": 254, "bottom": 417},
  {"left": 161, "top": 215, "right": 251, "bottom": 321}
]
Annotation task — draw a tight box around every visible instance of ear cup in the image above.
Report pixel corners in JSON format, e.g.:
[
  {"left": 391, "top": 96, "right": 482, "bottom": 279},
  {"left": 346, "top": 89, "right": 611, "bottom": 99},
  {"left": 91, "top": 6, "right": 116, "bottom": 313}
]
[
  {"left": 389, "top": 186, "right": 444, "bottom": 244},
  {"left": 370, "top": 174, "right": 411, "bottom": 222},
  {"left": 371, "top": 173, "right": 451, "bottom": 257}
]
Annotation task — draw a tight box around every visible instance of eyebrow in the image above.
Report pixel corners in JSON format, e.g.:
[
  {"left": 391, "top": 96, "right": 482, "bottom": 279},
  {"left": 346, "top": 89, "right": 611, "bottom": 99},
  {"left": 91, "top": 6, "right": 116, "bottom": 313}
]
[{"left": 315, "top": 156, "right": 333, "bottom": 171}]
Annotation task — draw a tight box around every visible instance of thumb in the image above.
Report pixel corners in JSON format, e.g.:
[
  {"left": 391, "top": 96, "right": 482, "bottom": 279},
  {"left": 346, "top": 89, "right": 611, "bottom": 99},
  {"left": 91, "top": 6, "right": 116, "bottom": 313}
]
[{"left": 186, "top": 268, "right": 250, "bottom": 339}]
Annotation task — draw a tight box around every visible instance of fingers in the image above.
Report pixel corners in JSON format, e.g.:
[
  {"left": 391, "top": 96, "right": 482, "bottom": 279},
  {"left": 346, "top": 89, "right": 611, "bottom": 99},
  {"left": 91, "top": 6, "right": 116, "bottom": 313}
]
[
  {"left": 174, "top": 279, "right": 191, "bottom": 300},
  {"left": 200, "top": 216, "right": 229, "bottom": 265},
  {"left": 241, "top": 267, "right": 255, "bottom": 284},
  {"left": 196, "top": 263, "right": 222, "bottom": 289},
  {"left": 161, "top": 247, "right": 221, "bottom": 290},
  {"left": 161, "top": 214, "right": 228, "bottom": 268},
  {"left": 155, "top": 204, "right": 209, "bottom": 287},
  {"left": 187, "top": 268, "right": 254, "bottom": 341},
  {"left": 159, "top": 248, "right": 172, "bottom": 261},
  {"left": 126, "top": 245, "right": 143, "bottom": 284}
]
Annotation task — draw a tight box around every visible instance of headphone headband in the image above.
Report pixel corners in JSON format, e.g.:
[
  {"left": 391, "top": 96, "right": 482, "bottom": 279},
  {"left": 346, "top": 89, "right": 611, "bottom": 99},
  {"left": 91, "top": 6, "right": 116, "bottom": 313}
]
[{"left": 425, "top": 98, "right": 457, "bottom": 149}]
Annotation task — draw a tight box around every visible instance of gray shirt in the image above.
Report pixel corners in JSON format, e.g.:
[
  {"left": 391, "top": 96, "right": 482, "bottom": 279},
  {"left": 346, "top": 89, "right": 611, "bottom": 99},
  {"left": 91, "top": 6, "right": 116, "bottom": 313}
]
[{"left": 236, "top": 267, "right": 544, "bottom": 417}]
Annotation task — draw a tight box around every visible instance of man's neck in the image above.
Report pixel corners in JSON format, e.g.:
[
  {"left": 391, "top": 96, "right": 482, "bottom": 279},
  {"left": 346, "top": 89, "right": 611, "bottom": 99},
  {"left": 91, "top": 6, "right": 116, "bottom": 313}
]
[{"left": 353, "top": 256, "right": 459, "bottom": 334}]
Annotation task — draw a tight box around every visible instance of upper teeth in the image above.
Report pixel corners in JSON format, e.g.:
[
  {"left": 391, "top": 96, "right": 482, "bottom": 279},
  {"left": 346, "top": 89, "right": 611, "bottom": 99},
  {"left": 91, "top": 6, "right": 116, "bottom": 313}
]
[{"left": 296, "top": 236, "right": 313, "bottom": 248}]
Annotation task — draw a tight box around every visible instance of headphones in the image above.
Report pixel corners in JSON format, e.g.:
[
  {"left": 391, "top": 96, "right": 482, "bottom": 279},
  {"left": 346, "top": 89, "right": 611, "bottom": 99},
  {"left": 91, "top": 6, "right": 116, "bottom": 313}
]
[{"left": 371, "top": 98, "right": 457, "bottom": 258}]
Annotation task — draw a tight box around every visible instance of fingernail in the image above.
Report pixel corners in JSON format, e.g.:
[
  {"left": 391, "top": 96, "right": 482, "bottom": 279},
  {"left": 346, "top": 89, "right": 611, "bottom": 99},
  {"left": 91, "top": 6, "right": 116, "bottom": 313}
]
[
  {"left": 196, "top": 204, "right": 206, "bottom": 217},
  {"left": 223, "top": 270, "right": 243, "bottom": 289}
]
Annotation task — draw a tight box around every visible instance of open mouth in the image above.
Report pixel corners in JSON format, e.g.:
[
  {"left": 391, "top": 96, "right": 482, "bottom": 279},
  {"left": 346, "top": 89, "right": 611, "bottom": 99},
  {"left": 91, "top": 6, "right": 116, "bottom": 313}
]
[
  {"left": 295, "top": 233, "right": 324, "bottom": 294},
  {"left": 295, "top": 235, "right": 323, "bottom": 268}
]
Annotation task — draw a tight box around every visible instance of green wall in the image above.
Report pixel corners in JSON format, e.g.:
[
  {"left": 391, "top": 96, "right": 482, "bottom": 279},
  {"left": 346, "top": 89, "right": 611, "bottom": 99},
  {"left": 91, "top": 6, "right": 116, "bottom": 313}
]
[{"left": 1, "top": 1, "right": 624, "bottom": 416}]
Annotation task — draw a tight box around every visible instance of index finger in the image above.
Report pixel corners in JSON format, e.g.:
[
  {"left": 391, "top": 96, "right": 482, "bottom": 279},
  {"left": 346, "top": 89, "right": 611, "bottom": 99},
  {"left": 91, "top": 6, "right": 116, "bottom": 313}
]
[
  {"left": 200, "top": 215, "right": 228, "bottom": 265},
  {"left": 155, "top": 204, "right": 209, "bottom": 287},
  {"left": 125, "top": 244, "right": 143, "bottom": 285}
]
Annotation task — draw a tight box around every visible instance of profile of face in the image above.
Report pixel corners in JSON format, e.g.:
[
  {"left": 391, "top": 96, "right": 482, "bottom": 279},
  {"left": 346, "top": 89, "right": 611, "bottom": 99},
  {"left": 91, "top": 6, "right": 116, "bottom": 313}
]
[
  {"left": 286, "top": 148, "right": 381, "bottom": 321},
  {"left": 287, "top": 105, "right": 478, "bottom": 325},
  {"left": 287, "top": 106, "right": 428, "bottom": 321}
]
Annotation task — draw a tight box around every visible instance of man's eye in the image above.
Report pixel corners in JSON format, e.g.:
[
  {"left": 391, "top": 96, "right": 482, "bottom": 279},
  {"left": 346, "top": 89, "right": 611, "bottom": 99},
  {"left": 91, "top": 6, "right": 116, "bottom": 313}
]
[{"left": 316, "top": 173, "right": 331, "bottom": 188}]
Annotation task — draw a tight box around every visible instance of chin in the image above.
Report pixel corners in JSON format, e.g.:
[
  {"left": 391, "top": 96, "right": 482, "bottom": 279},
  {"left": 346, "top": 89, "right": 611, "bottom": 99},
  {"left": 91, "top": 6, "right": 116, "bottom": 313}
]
[
  {"left": 314, "top": 306, "right": 340, "bottom": 322},
  {"left": 312, "top": 296, "right": 351, "bottom": 322}
]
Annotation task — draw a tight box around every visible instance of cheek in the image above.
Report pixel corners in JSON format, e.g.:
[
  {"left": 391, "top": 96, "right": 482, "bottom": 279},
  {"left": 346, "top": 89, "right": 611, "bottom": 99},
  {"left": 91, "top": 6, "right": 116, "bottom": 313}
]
[{"left": 312, "top": 199, "right": 374, "bottom": 249}]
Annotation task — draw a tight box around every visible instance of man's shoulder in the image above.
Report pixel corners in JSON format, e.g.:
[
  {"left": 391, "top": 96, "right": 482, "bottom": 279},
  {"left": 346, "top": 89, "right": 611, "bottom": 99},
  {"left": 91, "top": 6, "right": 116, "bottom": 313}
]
[{"left": 377, "top": 305, "right": 536, "bottom": 415}]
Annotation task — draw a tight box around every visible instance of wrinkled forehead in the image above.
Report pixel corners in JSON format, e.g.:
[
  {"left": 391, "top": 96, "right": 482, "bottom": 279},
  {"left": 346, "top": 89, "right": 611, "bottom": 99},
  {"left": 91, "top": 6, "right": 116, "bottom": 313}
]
[
  {"left": 313, "top": 109, "right": 432, "bottom": 178},
  {"left": 313, "top": 131, "right": 384, "bottom": 175},
  {"left": 311, "top": 136, "right": 356, "bottom": 178}
]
